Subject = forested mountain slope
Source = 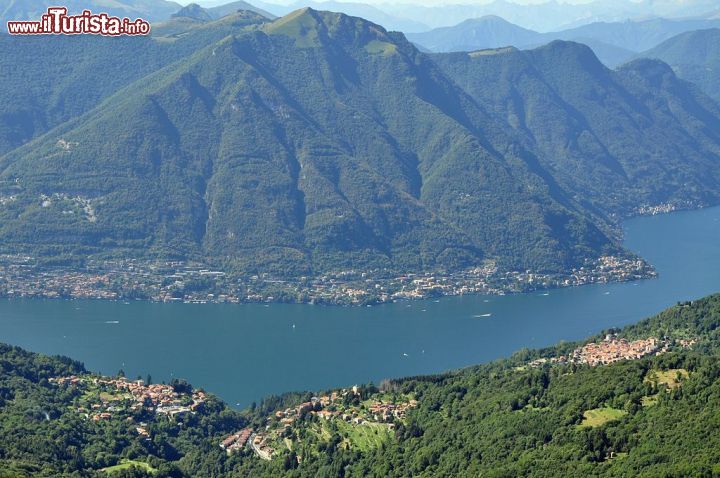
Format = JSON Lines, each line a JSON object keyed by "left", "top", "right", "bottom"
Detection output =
{"left": 3, "top": 292, "right": 720, "bottom": 476}
{"left": 642, "top": 28, "right": 720, "bottom": 102}
{"left": 432, "top": 42, "right": 720, "bottom": 215}
{"left": 0, "top": 11, "right": 269, "bottom": 156}
{"left": 0, "top": 9, "right": 619, "bottom": 275}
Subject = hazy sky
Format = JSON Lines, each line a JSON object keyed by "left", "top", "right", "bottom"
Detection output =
{"left": 191, "top": 0, "right": 604, "bottom": 5}
{"left": 190, "top": 0, "right": 707, "bottom": 7}
{"left": 184, "top": 0, "right": 716, "bottom": 32}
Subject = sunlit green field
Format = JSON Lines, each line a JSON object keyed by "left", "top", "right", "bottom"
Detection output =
{"left": 580, "top": 407, "right": 628, "bottom": 428}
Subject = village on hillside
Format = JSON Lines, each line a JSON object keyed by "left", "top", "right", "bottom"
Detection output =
{"left": 48, "top": 371, "right": 418, "bottom": 463}
{"left": 220, "top": 385, "right": 418, "bottom": 461}
{"left": 50, "top": 375, "right": 207, "bottom": 437}
{"left": 528, "top": 335, "right": 697, "bottom": 368}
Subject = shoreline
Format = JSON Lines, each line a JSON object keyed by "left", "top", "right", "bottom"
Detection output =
{"left": 4, "top": 203, "right": 712, "bottom": 308}
{"left": 0, "top": 254, "right": 656, "bottom": 307}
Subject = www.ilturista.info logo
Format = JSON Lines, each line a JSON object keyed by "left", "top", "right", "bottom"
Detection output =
{"left": 7, "top": 7, "right": 151, "bottom": 36}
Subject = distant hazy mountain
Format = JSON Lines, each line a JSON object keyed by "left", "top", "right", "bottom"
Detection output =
{"left": 407, "top": 15, "right": 539, "bottom": 52}
{"left": 557, "top": 17, "right": 720, "bottom": 52}
{"left": 408, "top": 16, "right": 720, "bottom": 67}
{"left": 237, "top": 0, "right": 720, "bottom": 33}
{"left": 641, "top": 28, "right": 720, "bottom": 102}
{"left": 378, "top": 0, "right": 720, "bottom": 31}
{"left": 0, "top": 0, "right": 181, "bottom": 24}
{"left": 1, "top": 9, "right": 720, "bottom": 277}
{"left": 407, "top": 16, "right": 637, "bottom": 66}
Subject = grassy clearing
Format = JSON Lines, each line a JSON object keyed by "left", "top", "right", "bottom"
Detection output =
{"left": 100, "top": 459, "right": 156, "bottom": 474}
{"left": 335, "top": 420, "right": 392, "bottom": 451}
{"left": 644, "top": 369, "right": 689, "bottom": 389}
{"left": 641, "top": 395, "right": 659, "bottom": 407}
{"left": 364, "top": 40, "right": 397, "bottom": 55}
{"left": 579, "top": 407, "right": 628, "bottom": 428}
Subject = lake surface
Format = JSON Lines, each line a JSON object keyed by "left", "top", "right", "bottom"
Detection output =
{"left": 2, "top": 206, "right": 720, "bottom": 408}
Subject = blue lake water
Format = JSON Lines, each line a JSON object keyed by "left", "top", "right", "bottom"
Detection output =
{"left": 2, "top": 206, "right": 720, "bottom": 408}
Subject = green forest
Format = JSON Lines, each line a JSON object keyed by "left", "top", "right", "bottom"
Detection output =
{"left": 3, "top": 293, "right": 720, "bottom": 477}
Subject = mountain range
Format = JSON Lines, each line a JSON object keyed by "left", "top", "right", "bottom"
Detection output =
{"left": 0, "top": 8, "right": 719, "bottom": 278}
{"left": 407, "top": 15, "right": 720, "bottom": 67}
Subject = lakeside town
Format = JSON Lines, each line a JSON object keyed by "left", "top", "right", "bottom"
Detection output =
{"left": 0, "top": 253, "right": 655, "bottom": 306}
{"left": 633, "top": 200, "right": 702, "bottom": 216}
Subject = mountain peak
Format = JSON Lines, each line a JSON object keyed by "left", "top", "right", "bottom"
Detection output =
{"left": 617, "top": 58, "right": 677, "bottom": 88}
{"left": 469, "top": 15, "right": 514, "bottom": 25}
{"left": 531, "top": 40, "right": 606, "bottom": 74}
{"left": 407, "top": 14, "right": 538, "bottom": 53}
{"left": 207, "top": 1, "right": 276, "bottom": 20}
{"left": 263, "top": 8, "right": 397, "bottom": 50}
{"left": 171, "top": 3, "right": 213, "bottom": 22}
{"left": 540, "top": 39, "right": 598, "bottom": 56}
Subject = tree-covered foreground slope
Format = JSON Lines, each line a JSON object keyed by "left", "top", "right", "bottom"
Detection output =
{"left": 3, "top": 293, "right": 720, "bottom": 477}
{"left": 1, "top": 9, "right": 719, "bottom": 279}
